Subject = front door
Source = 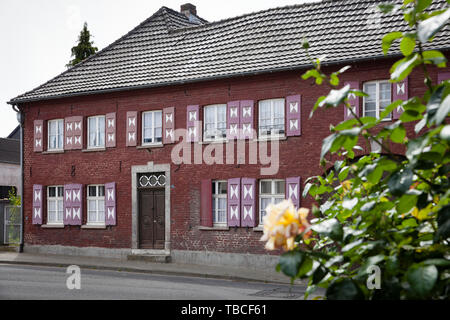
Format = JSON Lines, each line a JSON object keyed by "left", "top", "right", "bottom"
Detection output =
{"left": 139, "top": 188, "right": 165, "bottom": 249}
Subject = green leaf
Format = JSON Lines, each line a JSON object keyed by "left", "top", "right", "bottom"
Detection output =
{"left": 326, "top": 278, "right": 365, "bottom": 300}
{"left": 357, "top": 255, "right": 385, "bottom": 277}
{"left": 311, "top": 218, "right": 343, "bottom": 241}
{"left": 312, "top": 265, "right": 328, "bottom": 285}
{"left": 321, "top": 133, "right": 337, "bottom": 160}
{"left": 406, "top": 264, "right": 438, "bottom": 299}
{"left": 417, "top": 8, "right": 450, "bottom": 43}
{"left": 279, "top": 251, "right": 304, "bottom": 278}
{"left": 339, "top": 166, "right": 350, "bottom": 181}
{"left": 297, "top": 257, "right": 313, "bottom": 278}
{"left": 401, "top": 218, "right": 418, "bottom": 228}
{"left": 417, "top": 0, "right": 433, "bottom": 12}
{"left": 436, "top": 205, "right": 450, "bottom": 240}
{"left": 382, "top": 31, "right": 403, "bottom": 55}
{"left": 435, "top": 93, "right": 450, "bottom": 126}
{"left": 400, "top": 36, "right": 416, "bottom": 56}
{"left": 390, "top": 54, "right": 421, "bottom": 81}
{"left": 390, "top": 124, "right": 406, "bottom": 143}
{"left": 440, "top": 125, "right": 450, "bottom": 141}
{"left": 422, "top": 50, "right": 447, "bottom": 67}
{"left": 319, "top": 85, "right": 350, "bottom": 108}
{"left": 396, "top": 193, "right": 418, "bottom": 214}
{"left": 388, "top": 168, "right": 414, "bottom": 196}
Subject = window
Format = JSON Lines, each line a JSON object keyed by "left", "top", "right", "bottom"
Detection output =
{"left": 142, "top": 111, "right": 162, "bottom": 145}
{"left": 88, "top": 116, "right": 105, "bottom": 148}
{"left": 87, "top": 185, "right": 105, "bottom": 225}
{"left": 363, "top": 81, "right": 392, "bottom": 120}
{"left": 259, "top": 180, "right": 285, "bottom": 225}
{"left": 212, "top": 180, "right": 227, "bottom": 226}
{"left": 259, "top": 99, "right": 285, "bottom": 137}
{"left": 4, "top": 206, "right": 21, "bottom": 244}
{"left": 48, "top": 119, "right": 64, "bottom": 150}
{"left": 47, "top": 186, "right": 63, "bottom": 224}
{"left": 204, "top": 104, "right": 227, "bottom": 141}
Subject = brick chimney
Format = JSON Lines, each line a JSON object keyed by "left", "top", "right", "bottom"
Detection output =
{"left": 180, "top": 3, "right": 197, "bottom": 17}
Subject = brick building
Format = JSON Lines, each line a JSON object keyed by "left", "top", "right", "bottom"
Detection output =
{"left": 7, "top": 0, "right": 450, "bottom": 268}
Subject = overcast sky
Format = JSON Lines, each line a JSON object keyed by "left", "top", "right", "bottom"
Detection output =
{"left": 0, "top": 0, "right": 317, "bottom": 138}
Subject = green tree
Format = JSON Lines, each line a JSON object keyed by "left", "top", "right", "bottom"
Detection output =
{"left": 66, "top": 22, "right": 98, "bottom": 68}
{"left": 262, "top": 0, "right": 450, "bottom": 300}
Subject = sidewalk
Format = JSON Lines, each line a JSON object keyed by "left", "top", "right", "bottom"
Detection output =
{"left": 0, "top": 251, "right": 303, "bottom": 285}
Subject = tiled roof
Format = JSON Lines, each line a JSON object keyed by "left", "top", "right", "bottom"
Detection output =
{"left": 9, "top": 0, "right": 450, "bottom": 104}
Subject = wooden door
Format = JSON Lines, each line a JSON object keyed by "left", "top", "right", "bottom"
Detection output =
{"left": 139, "top": 188, "right": 165, "bottom": 249}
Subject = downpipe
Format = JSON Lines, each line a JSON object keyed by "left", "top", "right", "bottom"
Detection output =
{"left": 12, "top": 104, "right": 24, "bottom": 253}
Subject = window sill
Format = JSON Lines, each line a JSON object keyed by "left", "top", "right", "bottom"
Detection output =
{"left": 253, "top": 226, "right": 264, "bottom": 232}
{"left": 137, "top": 143, "right": 164, "bottom": 149}
{"left": 82, "top": 147, "right": 106, "bottom": 153}
{"left": 81, "top": 224, "right": 106, "bottom": 229}
{"left": 198, "top": 226, "right": 230, "bottom": 231}
{"left": 199, "top": 139, "right": 227, "bottom": 145}
{"left": 42, "top": 150, "right": 64, "bottom": 154}
{"left": 256, "top": 135, "right": 287, "bottom": 142}
{"left": 41, "top": 224, "right": 64, "bottom": 229}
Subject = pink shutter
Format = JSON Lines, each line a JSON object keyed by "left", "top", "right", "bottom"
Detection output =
{"left": 438, "top": 72, "right": 450, "bottom": 83}
{"left": 241, "top": 178, "right": 256, "bottom": 227}
{"left": 64, "top": 117, "right": 74, "bottom": 150}
{"left": 286, "top": 177, "right": 301, "bottom": 208}
{"left": 126, "top": 111, "right": 137, "bottom": 147}
{"left": 392, "top": 77, "right": 409, "bottom": 120}
{"left": 32, "top": 184, "right": 43, "bottom": 225}
{"left": 72, "top": 116, "right": 83, "bottom": 150}
{"left": 106, "top": 112, "right": 116, "bottom": 148}
{"left": 63, "top": 184, "right": 72, "bottom": 225}
{"left": 71, "top": 184, "right": 82, "bottom": 225}
{"left": 227, "top": 101, "right": 240, "bottom": 140}
{"left": 33, "top": 120, "right": 43, "bottom": 152}
{"left": 163, "top": 107, "right": 175, "bottom": 144}
{"left": 240, "top": 100, "right": 254, "bottom": 140}
{"left": 186, "top": 105, "right": 200, "bottom": 142}
{"left": 105, "top": 182, "right": 116, "bottom": 226}
{"left": 286, "top": 95, "right": 301, "bottom": 136}
{"left": 344, "top": 81, "right": 360, "bottom": 120}
{"left": 200, "top": 179, "right": 212, "bottom": 227}
{"left": 227, "top": 178, "right": 241, "bottom": 227}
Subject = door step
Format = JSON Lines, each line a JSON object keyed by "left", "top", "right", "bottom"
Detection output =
{"left": 127, "top": 254, "right": 171, "bottom": 263}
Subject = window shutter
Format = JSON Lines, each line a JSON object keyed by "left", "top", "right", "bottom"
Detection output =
{"left": 64, "top": 117, "right": 74, "bottom": 150}
{"left": 105, "top": 182, "right": 116, "bottom": 226}
{"left": 186, "top": 105, "right": 200, "bottom": 142}
{"left": 105, "top": 112, "right": 116, "bottom": 148}
{"left": 71, "top": 116, "right": 83, "bottom": 150}
{"left": 200, "top": 179, "right": 212, "bottom": 227}
{"left": 32, "top": 184, "right": 43, "bottom": 225}
{"left": 33, "top": 120, "right": 43, "bottom": 152}
{"left": 163, "top": 107, "right": 175, "bottom": 144}
{"left": 344, "top": 81, "right": 360, "bottom": 120}
{"left": 240, "top": 100, "right": 254, "bottom": 140}
{"left": 126, "top": 111, "right": 137, "bottom": 147}
{"left": 392, "top": 77, "right": 409, "bottom": 120}
{"left": 437, "top": 72, "right": 450, "bottom": 83}
{"left": 227, "top": 101, "right": 240, "bottom": 140}
{"left": 63, "top": 184, "right": 72, "bottom": 225}
{"left": 241, "top": 178, "right": 256, "bottom": 227}
{"left": 286, "top": 95, "right": 301, "bottom": 136}
{"left": 227, "top": 178, "right": 241, "bottom": 227}
{"left": 71, "top": 184, "right": 82, "bottom": 225}
{"left": 286, "top": 177, "right": 301, "bottom": 208}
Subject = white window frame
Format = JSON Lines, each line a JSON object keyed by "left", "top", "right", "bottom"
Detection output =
{"left": 363, "top": 80, "right": 392, "bottom": 121}
{"left": 88, "top": 115, "right": 106, "bottom": 148}
{"left": 203, "top": 104, "right": 227, "bottom": 142}
{"left": 259, "top": 179, "right": 285, "bottom": 226}
{"left": 47, "top": 186, "right": 63, "bottom": 225}
{"left": 87, "top": 184, "right": 105, "bottom": 226}
{"left": 258, "top": 98, "right": 285, "bottom": 138}
{"left": 142, "top": 110, "right": 163, "bottom": 145}
{"left": 212, "top": 180, "right": 227, "bottom": 227}
{"left": 47, "top": 119, "right": 64, "bottom": 151}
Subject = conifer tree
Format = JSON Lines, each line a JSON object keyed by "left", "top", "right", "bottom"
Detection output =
{"left": 67, "top": 22, "right": 98, "bottom": 68}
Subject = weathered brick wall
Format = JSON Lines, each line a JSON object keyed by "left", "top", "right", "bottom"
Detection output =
{"left": 20, "top": 57, "right": 449, "bottom": 254}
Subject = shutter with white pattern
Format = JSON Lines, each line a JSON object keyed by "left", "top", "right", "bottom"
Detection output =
{"left": 33, "top": 120, "right": 44, "bottom": 152}
{"left": 227, "top": 178, "right": 240, "bottom": 227}
{"left": 286, "top": 177, "right": 301, "bottom": 208}
{"left": 286, "top": 95, "right": 301, "bottom": 136}
{"left": 392, "top": 77, "right": 408, "bottom": 120}
{"left": 72, "top": 116, "right": 83, "bottom": 150}
{"left": 105, "top": 112, "right": 116, "bottom": 148}
{"left": 163, "top": 107, "right": 175, "bottom": 144}
{"left": 105, "top": 182, "right": 116, "bottom": 226}
{"left": 63, "top": 184, "right": 73, "bottom": 225}
{"left": 32, "top": 184, "right": 43, "bottom": 225}
{"left": 344, "top": 81, "right": 360, "bottom": 120}
{"left": 241, "top": 178, "right": 256, "bottom": 227}
{"left": 227, "top": 101, "right": 240, "bottom": 140}
{"left": 186, "top": 105, "right": 200, "bottom": 142}
{"left": 71, "top": 184, "right": 82, "bottom": 225}
{"left": 126, "top": 111, "right": 137, "bottom": 147}
{"left": 240, "top": 100, "right": 254, "bottom": 140}
{"left": 64, "top": 117, "right": 74, "bottom": 150}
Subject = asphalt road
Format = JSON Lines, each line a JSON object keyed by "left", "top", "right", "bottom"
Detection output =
{"left": 0, "top": 263, "right": 317, "bottom": 300}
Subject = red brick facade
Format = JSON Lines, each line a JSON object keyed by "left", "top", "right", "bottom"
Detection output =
{"left": 21, "top": 57, "right": 450, "bottom": 255}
